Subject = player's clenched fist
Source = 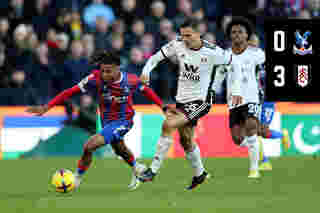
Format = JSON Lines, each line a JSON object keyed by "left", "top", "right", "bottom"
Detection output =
{"left": 140, "top": 74, "right": 150, "bottom": 85}
{"left": 25, "top": 105, "right": 49, "bottom": 116}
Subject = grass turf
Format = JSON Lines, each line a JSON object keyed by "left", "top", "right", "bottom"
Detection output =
{"left": 0, "top": 157, "right": 319, "bottom": 213}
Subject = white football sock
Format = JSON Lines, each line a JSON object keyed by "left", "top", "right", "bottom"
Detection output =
{"left": 150, "top": 136, "right": 173, "bottom": 173}
{"left": 240, "top": 137, "right": 248, "bottom": 147}
{"left": 246, "top": 134, "right": 260, "bottom": 171}
{"left": 185, "top": 143, "right": 205, "bottom": 177}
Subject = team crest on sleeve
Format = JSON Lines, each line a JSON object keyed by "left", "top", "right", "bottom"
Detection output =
{"left": 293, "top": 30, "right": 312, "bottom": 55}
{"left": 295, "top": 65, "right": 311, "bottom": 87}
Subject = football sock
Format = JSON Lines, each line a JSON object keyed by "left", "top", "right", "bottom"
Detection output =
{"left": 185, "top": 143, "right": 205, "bottom": 177}
{"left": 77, "top": 159, "right": 91, "bottom": 176}
{"left": 240, "top": 137, "right": 248, "bottom": 147}
{"left": 262, "top": 154, "right": 269, "bottom": 163}
{"left": 150, "top": 136, "right": 173, "bottom": 174}
{"left": 246, "top": 134, "right": 260, "bottom": 171}
{"left": 266, "top": 129, "right": 283, "bottom": 139}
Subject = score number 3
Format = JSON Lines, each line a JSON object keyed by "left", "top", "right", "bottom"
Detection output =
{"left": 274, "top": 65, "right": 285, "bottom": 87}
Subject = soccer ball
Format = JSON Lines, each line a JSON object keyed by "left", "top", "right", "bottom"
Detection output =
{"left": 51, "top": 169, "right": 76, "bottom": 193}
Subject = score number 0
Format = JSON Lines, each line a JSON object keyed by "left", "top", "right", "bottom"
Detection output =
{"left": 273, "top": 30, "right": 285, "bottom": 87}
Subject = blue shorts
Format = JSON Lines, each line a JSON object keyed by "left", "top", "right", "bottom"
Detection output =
{"left": 99, "top": 120, "right": 133, "bottom": 144}
{"left": 260, "top": 102, "right": 275, "bottom": 126}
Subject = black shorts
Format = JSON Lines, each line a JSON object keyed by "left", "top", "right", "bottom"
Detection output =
{"left": 229, "top": 103, "right": 261, "bottom": 128}
{"left": 176, "top": 100, "right": 211, "bottom": 126}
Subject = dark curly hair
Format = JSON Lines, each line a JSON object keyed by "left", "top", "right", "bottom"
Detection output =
{"left": 225, "top": 16, "right": 254, "bottom": 41}
{"left": 89, "top": 50, "right": 121, "bottom": 66}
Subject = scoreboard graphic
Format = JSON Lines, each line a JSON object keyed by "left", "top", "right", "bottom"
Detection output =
{"left": 265, "top": 19, "right": 320, "bottom": 102}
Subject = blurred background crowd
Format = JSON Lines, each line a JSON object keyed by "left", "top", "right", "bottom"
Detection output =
{"left": 0, "top": 0, "right": 318, "bottom": 123}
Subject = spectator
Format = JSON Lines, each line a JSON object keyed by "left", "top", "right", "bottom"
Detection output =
{"left": 109, "top": 33, "right": 128, "bottom": 66}
{"left": 173, "top": 0, "right": 193, "bottom": 30}
{"left": 144, "top": 0, "right": 167, "bottom": 34}
{"left": 196, "top": 20, "right": 208, "bottom": 35}
{"left": 118, "top": 0, "right": 143, "bottom": 27}
{"left": 46, "top": 28, "right": 59, "bottom": 49}
{"left": 63, "top": 40, "right": 90, "bottom": 89}
{"left": 1, "top": 0, "right": 31, "bottom": 35}
{"left": 82, "top": 33, "right": 95, "bottom": 60}
{"left": 83, "top": 0, "right": 115, "bottom": 32}
{"left": 156, "top": 18, "right": 175, "bottom": 48}
{"left": 54, "top": 32, "right": 70, "bottom": 64}
{"left": 54, "top": 8, "right": 73, "bottom": 35}
{"left": 31, "top": 0, "right": 51, "bottom": 41}
{"left": 202, "top": 32, "right": 216, "bottom": 43}
{"left": 70, "top": 11, "right": 83, "bottom": 40}
{"left": 0, "top": 43, "right": 12, "bottom": 88}
{"left": 308, "top": 0, "right": 320, "bottom": 17}
{"left": 285, "top": 0, "right": 308, "bottom": 17}
{"left": 264, "top": 0, "right": 290, "bottom": 17}
{"left": 27, "top": 42, "right": 57, "bottom": 104}
{"left": 27, "top": 32, "right": 40, "bottom": 52}
{"left": 192, "top": 7, "right": 205, "bottom": 21}
{"left": 7, "top": 24, "right": 33, "bottom": 69}
{"left": 0, "top": 17, "right": 12, "bottom": 48}
{"left": 94, "top": 16, "right": 111, "bottom": 51}
{"left": 7, "top": 69, "right": 39, "bottom": 105}
{"left": 140, "top": 33, "right": 155, "bottom": 59}
{"left": 111, "top": 18, "right": 126, "bottom": 35}
{"left": 297, "top": 8, "right": 312, "bottom": 18}
{"left": 126, "top": 46, "right": 145, "bottom": 76}
{"left": 126, "top": 18, "right": 145, "bottom": 49}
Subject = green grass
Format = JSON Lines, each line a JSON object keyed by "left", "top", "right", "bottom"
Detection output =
{"left": 0, "top": 157, "right": 319, "bottom": 213}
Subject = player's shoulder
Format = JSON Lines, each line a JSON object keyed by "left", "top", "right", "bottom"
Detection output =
{"left": 168, "top": 37, "right": 184, "bottom": 47}
{"left": 202, "top": 40, "right": 219, "bottom": 51}
{"left": 247, "top": 46, "right": 265, "bottom": 55}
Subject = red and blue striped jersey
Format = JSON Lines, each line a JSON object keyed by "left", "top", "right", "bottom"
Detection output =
{"left": 77, "top": 70, "right": 144, "bottom": 122}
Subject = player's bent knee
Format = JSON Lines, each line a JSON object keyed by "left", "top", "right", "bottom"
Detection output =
{"left": 85, "top": 134, "right": 105, "bottom": 152}
{"left": 245, "top": 118, "right": 258, "bottom": 134}
{"left": 162, "top": 120, "right": 175, "bottom": 135}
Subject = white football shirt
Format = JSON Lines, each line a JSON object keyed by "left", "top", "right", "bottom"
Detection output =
{"left": 225, "top": 46, "right": 265, "bottom": 109}
{"left": 142, "top": 39, "right": 232, "bottom": 103}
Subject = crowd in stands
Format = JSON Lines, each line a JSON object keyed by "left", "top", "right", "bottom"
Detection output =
{"left": 0, "top": 0, "right": 318, "bottom": 108}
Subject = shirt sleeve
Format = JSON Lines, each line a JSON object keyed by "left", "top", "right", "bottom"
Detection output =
{"left": 255, "top": 48, "right": 266, "bottom": 65}
{"left": 141, "top": 40, "right": 177, "bottom": 77}
{"left": 77, "top": 73, "right": 97, "bottom": 93}
{"left": 160, "top": 40, "right": 177, "bottom": 59}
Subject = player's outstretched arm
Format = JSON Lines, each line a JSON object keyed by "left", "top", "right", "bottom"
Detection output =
{"left": 141, "top": 51, "right": 166, "bottom": 85}
{"left": 141, "top": 40, "right": 177, "bottom": 84}
{"left": 25, "top": 85, "right": 81, "bottom": 116}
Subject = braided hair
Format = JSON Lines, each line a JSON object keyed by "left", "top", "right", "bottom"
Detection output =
{"left": 89, "top": 50, "right": 121, "bottom": 66}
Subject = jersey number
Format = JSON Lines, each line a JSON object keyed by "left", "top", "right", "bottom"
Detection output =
{"left": 248, "top": 103, "right": 260, "bottom": 118}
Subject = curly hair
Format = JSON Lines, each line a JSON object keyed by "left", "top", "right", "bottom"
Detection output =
{"left": 225, "top": 16, "right": 254, "bottom": 41}
{"left": 89, "top": 50, "right": 121, "bottom": 66}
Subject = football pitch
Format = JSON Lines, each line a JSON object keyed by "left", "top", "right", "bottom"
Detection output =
{"left": 0, "top": 157, "right": 319, "bottom": 213}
